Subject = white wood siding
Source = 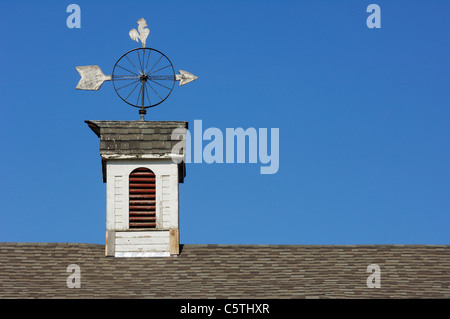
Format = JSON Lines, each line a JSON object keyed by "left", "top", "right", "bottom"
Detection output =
{"left": 105, "top": 159, "right": 180, "bottom": 256}
{"left": 114, "top": 175, "right": 126, "bottom": 230}
{"left": 161, "top": 175, "right": 171, "bottom": 229}
{"left": 114, "top": 231, "right": 170, "bottom": 254}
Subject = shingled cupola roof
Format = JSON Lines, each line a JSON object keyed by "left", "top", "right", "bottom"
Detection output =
{"left": 85, "top": 120, "right": 188, "bottom": 183}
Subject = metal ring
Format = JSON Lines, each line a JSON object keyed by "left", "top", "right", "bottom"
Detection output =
{"left": 112, "top": 48, "right": 176, "bottom": 109}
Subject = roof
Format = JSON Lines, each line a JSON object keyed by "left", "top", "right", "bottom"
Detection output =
{"left": 1, "top": 243, "right": 449, "bottom": 298}
{"left": 85, "top": 120, "right": 188, "bottom": 156}
{"left": 85, "top": 120, "right": 188, "bottom": 183}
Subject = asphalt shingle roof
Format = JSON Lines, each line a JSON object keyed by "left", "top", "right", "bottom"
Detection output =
{"left": 0, "top": 243, "right": 449, "bottom": 298}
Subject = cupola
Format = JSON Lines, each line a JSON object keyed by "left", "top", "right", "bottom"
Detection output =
{"left": 86, "top": 120, "right": 188, "bottom": 257}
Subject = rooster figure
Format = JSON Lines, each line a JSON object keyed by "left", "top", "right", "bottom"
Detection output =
{"left": 129, "top": 18, "right": 150, "bottom": 48}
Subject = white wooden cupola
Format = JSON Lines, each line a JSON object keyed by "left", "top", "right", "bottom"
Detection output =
{"left": 86, "top": 120, "right": 188, "bottom": 257}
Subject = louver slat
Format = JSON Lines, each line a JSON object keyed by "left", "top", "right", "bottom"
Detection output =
{"left": 129, "top": 168, "right": 156, "bottom": 229}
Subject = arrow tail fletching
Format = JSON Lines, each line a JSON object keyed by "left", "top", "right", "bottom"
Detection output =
{"left": 76, "top": 65, "right": 111, "bottom": 90}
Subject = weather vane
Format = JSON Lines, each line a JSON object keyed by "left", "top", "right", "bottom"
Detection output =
{"left": 75, "top": 18, "right": 198, "bottom": 120}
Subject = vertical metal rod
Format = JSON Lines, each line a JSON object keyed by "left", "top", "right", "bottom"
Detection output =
{"left": 142, "top": 81, "right": 145, "bottom": 108}
{"left": 140, "top": 80, "right": 146, "bottom": 121}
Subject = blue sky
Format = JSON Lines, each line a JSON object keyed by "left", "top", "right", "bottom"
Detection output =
{"left": 0, "top": 1, "right": 449, "bottom": 245}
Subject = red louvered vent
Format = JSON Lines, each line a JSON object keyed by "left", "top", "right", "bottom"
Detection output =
{"left": 129, "top": 167, "right": 156, "bottom": 229}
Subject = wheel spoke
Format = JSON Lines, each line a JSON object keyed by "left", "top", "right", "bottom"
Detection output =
{"left": 145, "top": 80, "right": 151, "bottom": 106}
{"left": 149, "top": 79, "right": 172, "bottom": 90}
{"left": 115, "top": 64, "right": 139, "bottom": 76}
{"left": 126, "top": 54, "right": 142, "bottom": 75}
{"left": 148, "top": 55, "right": 163, "bottom": 74}
{"left": 116, "top": 79, "right": 140, "bottom": 91}
{"left": 149, "top": 64, "right": 171, "bottom": 75}
{"left": 146, "top": 81, "right": 164, "bottom": 100}
{"left": 124, "top": 80, "right": 141, "bottom": 101}
{"left": 137, "top": 49, "right": 144, "bottom": 74}
{"left": 136, "top": 82, "right": 143, "bottom": 106}
{"left": 144, "top": 49, "right": 151, "bottom": 73}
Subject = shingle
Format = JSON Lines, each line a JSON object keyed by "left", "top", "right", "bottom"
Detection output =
{"left": 85, "top": 120, "right": 188, "bottom": 156}
{"left": 85, "top": 120, "right": 188, "bottom": 183}
{"left": 0, "top": 243, "right": 449, "bottom": 298}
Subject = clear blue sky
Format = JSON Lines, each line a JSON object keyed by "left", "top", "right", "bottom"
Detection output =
{"left": 0, "top": 1, "right": 449, "bottom": 245}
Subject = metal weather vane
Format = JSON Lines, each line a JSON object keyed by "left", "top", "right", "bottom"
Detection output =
{"left": 76, "top": 18, "right": 198, "bottom": 120}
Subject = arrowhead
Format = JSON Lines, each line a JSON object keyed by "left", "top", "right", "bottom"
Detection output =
{"left": 76, "top": 65, "right": 111, "bottom": 90}
{"left": 175, "top": 70, "right": 198, "bottom": 86}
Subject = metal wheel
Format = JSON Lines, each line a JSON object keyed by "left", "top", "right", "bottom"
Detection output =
{"left": 111, "top": 48, "right": 176, "bottom": 109}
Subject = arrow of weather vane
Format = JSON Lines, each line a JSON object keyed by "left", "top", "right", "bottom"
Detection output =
{"left": 76, "top": 18, "right": 198, "bottom": 120}
{"left": 76, "top": 66, "right": 198, "bottom": 91}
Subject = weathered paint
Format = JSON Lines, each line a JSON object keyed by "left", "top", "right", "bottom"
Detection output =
{"left": 105, "top": 159, "right": 180, "bottom": 257}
